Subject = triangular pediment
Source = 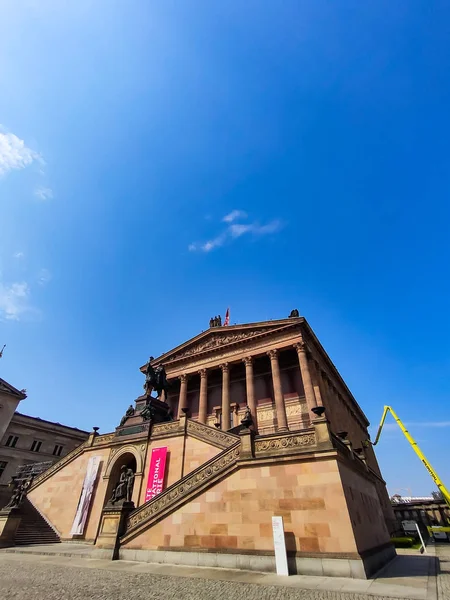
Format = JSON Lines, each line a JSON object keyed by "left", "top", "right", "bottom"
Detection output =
{"left": 0, "top": 377, "right": 27, "bottom": 399}
{"left": 144, "top": 318, "right": 303, "bottom": 369}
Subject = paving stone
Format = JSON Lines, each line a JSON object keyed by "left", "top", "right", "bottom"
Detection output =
{"left": 0, "top": 553, "right": 421, "bottom": 600}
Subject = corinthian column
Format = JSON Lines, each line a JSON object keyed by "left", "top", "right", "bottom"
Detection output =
{"left": 198, "top": 369, "right": 208, "bottom": 424}
{"left": 220, "top": 363, "right": 230, "bottom": 431}
{"left": 243, "top": 356, "right": 257, "bottom": 431}
{"left": 267, "top": 349, "right": 288, "bottom": 431}
{"left": 294, "top": 340, "right": 318, "bottom": 414}
{"left": 177, "top": 374, "right": 188, "bottom": 419}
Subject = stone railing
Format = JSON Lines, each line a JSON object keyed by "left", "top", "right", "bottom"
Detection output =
{"left": 254, "top": 428, "right": 316, "bottom": 457}
{"left": 186, "top": 419, "right": 239, "bottom": 449}
{"left": 122, "top": 441, "right": 240, "bottom": 543}
{"left": 28, "top": 441, "right": 89, "bottom": 491}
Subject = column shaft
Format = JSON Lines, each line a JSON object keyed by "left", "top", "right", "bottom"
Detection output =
{"left": 295, "top": 341, "right": 318, "bottom": 414}
{"left": 198, "top": 369, "right": 208, "bottom": 424}
{"left": 243, "top": 357, "right": 257, "bottom": 431}
{"left": 177, "top": 374, "right": 188, "bottom": 419}
{"left": 268, "top": 350, "right": 288, "bottom": 431}
{"left": 221, "top": 364, "right": 230, "bottom": 431}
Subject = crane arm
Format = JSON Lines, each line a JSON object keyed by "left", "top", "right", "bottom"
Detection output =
{"left": 368, "top": 405, "right": 450, "bottom": 509}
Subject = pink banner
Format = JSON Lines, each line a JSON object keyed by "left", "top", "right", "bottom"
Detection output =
{"left": 145, "top": 447, "right": 168, "bottom": 502}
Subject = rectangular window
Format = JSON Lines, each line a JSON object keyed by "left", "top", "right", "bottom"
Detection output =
{"left": 30, "top": 440, "right": 42, "bottom": 452}
{"left": 0, "top": 461, "right": 7, "bottom": 480}
{"left": 5, "top": 435, "right": 19, "bottom": 448}
{"left": 53, "top": 444, "right": 63, "bottom": 457}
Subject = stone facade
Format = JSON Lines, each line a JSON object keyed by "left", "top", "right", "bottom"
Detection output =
{"left": 0, "top": 378, "right": 89, "bottom": 508}
{"left": 23, "top": 315, "right": 396, "bottom": 578}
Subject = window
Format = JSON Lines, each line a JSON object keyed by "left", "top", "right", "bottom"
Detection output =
{"left": 53, "top": 444, "right": 63, "bottom": 457}
{"left": 5, "top": 435, "right": 19, "bottom": 448}
{"left": 30, "top": 440, "right": 42, "bottom": 452}
{"left": 0, "top": 461, "right": 7, "bottom": 480}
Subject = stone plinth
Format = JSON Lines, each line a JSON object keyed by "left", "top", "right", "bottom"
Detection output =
{"left": 0, "top": 507, "right": 22, "bottom": 547}
{"left": 96, "top": 502, "right": 134, "bottom": 560}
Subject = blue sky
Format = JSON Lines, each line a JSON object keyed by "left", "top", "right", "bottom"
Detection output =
{"left": 1, "top": 1, "right": 449, "bottom": 496}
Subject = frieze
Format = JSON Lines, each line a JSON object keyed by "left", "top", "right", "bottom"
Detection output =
{"left": 255, "top": 432, "right": 316, "bottom": 454}
{"left": 125, "top": 444, "right": 240, "bottom": 536}
{"left": 29, "top": 441, "right": 89, "bottom": 490}
{"left": 187, "top": 419, "right": 238, "bottom": 449}
{"left": 169, "top": 330, "right": 272, "bottom": 361}
{"left": 152, "top": 421, "right": 181, "bottom": 437}
{"left": 93, "top": 433, "right": 116, "bottom": 446}
{"left": 165, "top": 329, "right": 301, "bottom": 374}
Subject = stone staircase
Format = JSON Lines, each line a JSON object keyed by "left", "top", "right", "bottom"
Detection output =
{"left": 14, "top": 499, "right": 61, "bottom": 546}
{"left": 122, "top": 437, "right": 241, "bottom": 544}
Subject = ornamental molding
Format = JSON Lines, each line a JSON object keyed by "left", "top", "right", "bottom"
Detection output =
{"left": 255, "top": 431, "right": 316, "bottom": 454}
{"left": 152, "top": 421, "right": 181, "bottom": 438}
{"left": 124, "top": 444, "right": 240, "bottom": 539}
{"left": 93, "top": 433, "right": 116, "bottom": 446}
{"left": 187, "top": 419, "right": 239, "bottom": 449}
{"left": 165, "top": 330, "right": 302, "bottom": 376}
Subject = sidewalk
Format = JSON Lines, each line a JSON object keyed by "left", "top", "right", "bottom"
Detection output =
{"left": 1, "top": 543, "right": 439, "bottom": 600}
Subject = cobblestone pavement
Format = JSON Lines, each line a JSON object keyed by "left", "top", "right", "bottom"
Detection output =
{"left": 436, "top": 544, "right": 450, "bottom": 600}
{"left": 0, "top": 555, "right": 419, "bottom": 600}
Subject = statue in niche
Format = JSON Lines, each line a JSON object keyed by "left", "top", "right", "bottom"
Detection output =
{"left": 108, "top": 465, "right": 135, "bottom": 505}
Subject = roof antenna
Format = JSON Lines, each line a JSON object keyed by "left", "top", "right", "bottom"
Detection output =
{"left": 0, "top": 345, "right": 5, "bottom": 358}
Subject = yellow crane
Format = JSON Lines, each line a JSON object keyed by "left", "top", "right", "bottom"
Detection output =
{"left": 367, "top": 405, "right": 450, "bottom": 509}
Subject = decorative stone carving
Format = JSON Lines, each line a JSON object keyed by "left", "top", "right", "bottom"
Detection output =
{"left": 152, "top": 421, "right": 181, "bottom": 437}
{"left": 220, "top": 363, "right": 229, "bottom": 373}
{"left": 294, "top": 341, "right": 307, "bottom": 353}
{"left": 168, "top": 329, "right": 274, "bottom": 361}
{"left": 126, "top": 444, "right": 240, "bottom": 534}
{"left": 198, "top": 368, "right": 207, "bottom": 378}
{"left": 179, "top": 374, "right": 188, "bottom": 383}
{"left": 255, "top": 432, "right": 315, "bottom": 453}
{"left": 243, "top": 356, "right": 253, "bottom": 367}
{"left": 267, "top": 349, "right": 278, "bottom": 359}
{"left": 187, "top": 419, "right": 238, "bottom": 449}
{"left": 93, "top": 433, "right": 116, "bottom": 446}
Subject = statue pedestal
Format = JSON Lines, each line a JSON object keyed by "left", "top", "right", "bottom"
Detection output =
{"left": 95, "top": 501, "right": 134, "bottom": 560}
{"left": 0, "top": 507, "right": 22, "bottom": 548}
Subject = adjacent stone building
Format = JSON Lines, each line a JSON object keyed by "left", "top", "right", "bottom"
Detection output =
{"left": 6, "top": 314, "right": 396, "bottom": 578}
{"left": 0, "top": 377, "right": 89, "bottom": 506}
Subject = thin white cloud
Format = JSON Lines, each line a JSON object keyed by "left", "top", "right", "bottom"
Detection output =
{"left": 34, "top": 186, "right": 53, "bottom": 201}
{"left": 229, "top": 223, "right": 253, "bottom": 238}
{"left": 0, "top": 129, "right": 41, "bottom": 177}
{"left": 13, "top": 252, "right": 25, "bottom": 259}
{"left": 189, "top": 217, "right": 283, "bottom": 253}
{"left": 0, "top": 281, "right": 31, "bottom": 321}
{"left": 223, "top": 210, "right": 247, "bottom": 223}
{"left": 37, "top": 268, "right": 52, "bottom": 286}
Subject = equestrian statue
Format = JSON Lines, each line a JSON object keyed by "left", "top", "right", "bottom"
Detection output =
{"left": 144, "top": 357, "right": 169, "bottom": 403}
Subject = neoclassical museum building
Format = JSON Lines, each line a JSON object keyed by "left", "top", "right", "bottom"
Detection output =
{"left": 0, "top": 313, "right": 396, "bottom": 578}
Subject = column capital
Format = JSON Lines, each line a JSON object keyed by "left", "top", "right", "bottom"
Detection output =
{"left": 198, "top": 368, "right": 208, "bottom": 379}
{"left": 220, "top": 363, "right": 229, "bottom": 373}
{"left": 267, "top": 349, "right": 278, "bottom": 360}
{"left": 243, "top": 356, "right": 253, "bottom": 367}
{"left": 294, "top": 341, "right": 307, "bottom": 354}
{"left": 179, "top": 374, "right": 188, "bottom": 383}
